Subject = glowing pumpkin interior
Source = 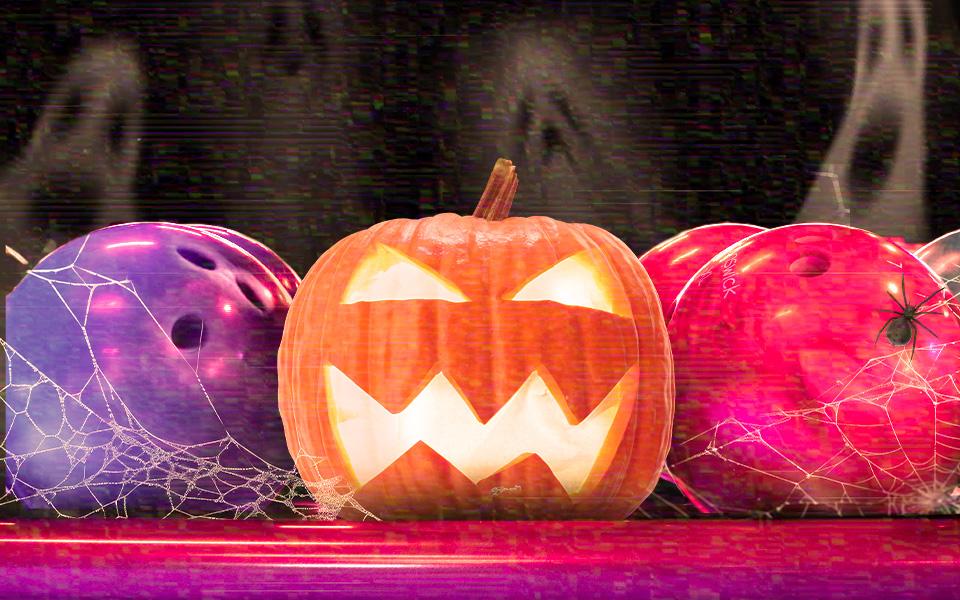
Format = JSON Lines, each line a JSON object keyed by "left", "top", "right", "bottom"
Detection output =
{"left": 331, "top": 243, "right": 636, "bottom": 495}
{"left": 278, "top": 158, "right": 674, "bottom": 519}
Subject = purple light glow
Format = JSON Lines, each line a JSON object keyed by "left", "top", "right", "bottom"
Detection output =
{"left": 0, "top": 519, "right": 957, "bottom": 599}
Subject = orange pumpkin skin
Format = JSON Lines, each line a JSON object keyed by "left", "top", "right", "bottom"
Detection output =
{"left": 278, "top": 212, "right": 674, "bottom": 520}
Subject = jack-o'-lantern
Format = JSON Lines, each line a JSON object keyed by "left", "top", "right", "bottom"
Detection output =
{"left": 278, "top": 159, "right": 674, "bottom": 519}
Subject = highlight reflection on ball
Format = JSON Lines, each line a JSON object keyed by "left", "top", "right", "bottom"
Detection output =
{"left": 5, "top": 222, "right": 297, "bottom": 515}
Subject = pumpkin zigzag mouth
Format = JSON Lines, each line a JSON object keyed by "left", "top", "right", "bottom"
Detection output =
{"left": 325, "top": 364, "right": 634, "bottom": 496}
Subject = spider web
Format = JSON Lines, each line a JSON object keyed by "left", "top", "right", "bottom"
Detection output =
{"left": 670, "top": 281, "right": 960, "bottom": 517}
{"left": 0, "top": 255, "right": 374, "bottom": 520}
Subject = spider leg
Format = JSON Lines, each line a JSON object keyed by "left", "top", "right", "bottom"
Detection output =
{"left": 909, "top": 321, "right": 918, "bottom": 360}
{"left": 875, "top": 317, "right": 896, "bottom": 345}
{"left": 914, "top": 317, "right": 940, "bottom": 339}
{"left": 913, "top": 310, "right": 941, "bottom": 317}
{"left": 887, "top": 291, "right": 907, "bottom": 312}
{"left": 878, "top": 309, "right": 901, "bottom": 314}
{"left": 915, "top": 284, "right": 949, "bottom": 309}
{"left": 943, "top": 286, "right": 960, "bottom": 304}
{"left": 900, "top": 273, "right": 909, "bottom": 310}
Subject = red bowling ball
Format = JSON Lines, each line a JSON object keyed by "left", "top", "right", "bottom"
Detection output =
{"left": 668, "top": 224, "right": 960, "bottom": 516}
{"left": 639, "top": 223, "right": 765, "bottom": 321}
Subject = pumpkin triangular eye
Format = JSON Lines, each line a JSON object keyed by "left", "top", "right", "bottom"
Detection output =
{"left": 505, "top": 251, "right": 630, "bottom": 317}
{"left": 342, "top": 243, "right": 469, "bottom": 304}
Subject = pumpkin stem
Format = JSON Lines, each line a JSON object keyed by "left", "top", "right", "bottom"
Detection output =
{"left": 473, "top": 158, "right": 518, "bottom": 221}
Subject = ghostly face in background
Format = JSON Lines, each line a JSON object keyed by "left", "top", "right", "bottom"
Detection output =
{"left": 0, "top": 0, "right": 956, "bottom": 522}
{"left": 0, "top": 0, "right": 957, "bottom": 277}
{"left": 438, "top": 15, "right": 668, "bottom": 253}
{"left": 0, "top": 1, "right": 364, "bottom": 277}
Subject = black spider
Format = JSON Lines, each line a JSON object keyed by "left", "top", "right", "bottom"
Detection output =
{"left": 875, "top": 273, "right": 945, "bottom": 359}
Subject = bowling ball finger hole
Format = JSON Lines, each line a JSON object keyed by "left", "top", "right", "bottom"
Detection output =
{"left": 171, "top": 314, "right": 207, "bottom": 349}
{"left": 176, "top": 247, "right": 217, "bottom": 270}
{"left": 236, "top": 278, "right": 267, "bottom": 312}
{"left": 789, "top": 253, "right": 831, "bottom": 278}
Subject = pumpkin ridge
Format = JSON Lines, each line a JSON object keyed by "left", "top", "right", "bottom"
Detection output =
{"left": 277, "top": 158, "right": 673, "bottom": 519}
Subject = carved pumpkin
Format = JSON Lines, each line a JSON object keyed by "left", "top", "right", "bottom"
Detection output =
{"left": 278, "top": 159, "right": 674, "bottom": 519}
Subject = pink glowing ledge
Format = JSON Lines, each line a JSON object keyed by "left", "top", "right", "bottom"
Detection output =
{"left": 0, "top": 518, "right": 957, "bottom": 599}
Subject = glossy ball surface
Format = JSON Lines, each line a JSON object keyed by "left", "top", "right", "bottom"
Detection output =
{"left": 668, "top": 224, "right": 960, "bottom": 516}
{"left": 916, "top": 231, "right": 960, "bottom": 299}
{"left": 639, "top": 223, "right": 765, "bottom": 321}
{"left": 5, "top": 222, "right": 297, "bottom": 515}
{"left": 189, "top": 224, "right": 301, "bottom": 298}
{"left": 886, "top": 236, "right": 924, "bottom": 254}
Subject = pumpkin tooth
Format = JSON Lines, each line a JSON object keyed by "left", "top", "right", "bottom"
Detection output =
{"left": 325, "top": 364, "right": 632, "bottom": 496}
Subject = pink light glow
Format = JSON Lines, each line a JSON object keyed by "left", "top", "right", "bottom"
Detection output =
{"left": 92, "top": 296, "right": 124, "bottom": 310}
{"left": 204, "top": 362, "right": 223, "bottom": 378}
{"left": 241, "top": 562, "right": 434, "bottom": 569}
{"left": 275, "top": 525, "right": 354, "bottom": 530}
{"left": 0, "top": 519, "right": 958, "bottom": 598}
{"left": 104, "top": 241, "right": 156, "bottom": 250}
{"left": 204, "top": 553, "right": 544, "bottom": 565}
{"left": 669, "top": 247, "right": 700, "bottom": 266}
{"left": 157, "top": 225, "right": 204, "bottom": 237}
{"left": 0, "top": 538, "right": 380, "bottom": 547}
{"left": 222, "top": 303, "right": 233, "bottom": 314}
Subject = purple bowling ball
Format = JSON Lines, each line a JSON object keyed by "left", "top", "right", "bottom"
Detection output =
{"left": 188, "top": 224, "right": 301, "bottom": 298}
{"left": 4, "top": 222, "right": 299, "bottom": 516}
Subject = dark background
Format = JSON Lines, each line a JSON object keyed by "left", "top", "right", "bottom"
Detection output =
{"left": 0, "top": 0, "right": 957, "bottom": 520}
{"left": 0, "top": 0, "right": 957, "bottom": 277}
